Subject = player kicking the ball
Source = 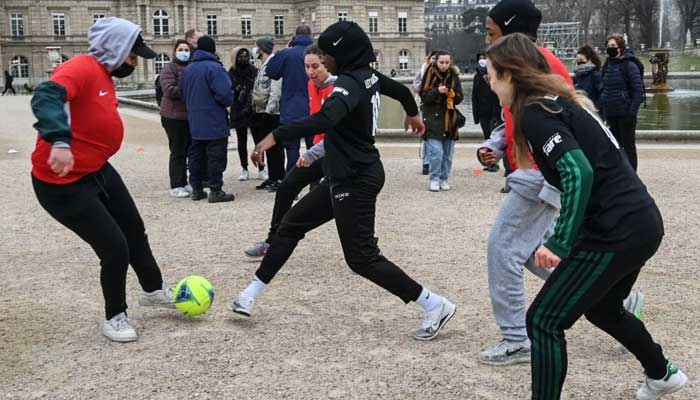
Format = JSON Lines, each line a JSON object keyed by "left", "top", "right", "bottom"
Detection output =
{"left": 229, "top": 21, "right": 456, "bottom": 341}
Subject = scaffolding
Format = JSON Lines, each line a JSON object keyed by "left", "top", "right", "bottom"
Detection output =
{"left": 537, "top": 22, "right": 581, "bottom": 60}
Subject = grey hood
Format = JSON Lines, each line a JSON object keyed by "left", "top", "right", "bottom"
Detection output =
{"left": 88, "top": 17, "right": 141, "bottom": 72}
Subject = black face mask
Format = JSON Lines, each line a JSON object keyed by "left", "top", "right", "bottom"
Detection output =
{"left": 606, "top": 47, "right": 620, "bottom": 58}
{"left": 111, "top": 62, "right": 135, "bottom": 78}
{"left": 577, "top": 61, "right": 587, "bottom": 65}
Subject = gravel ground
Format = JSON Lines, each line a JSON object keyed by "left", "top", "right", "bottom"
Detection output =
{"left": 1, "top": 96, "right": 698, "bottom": 399}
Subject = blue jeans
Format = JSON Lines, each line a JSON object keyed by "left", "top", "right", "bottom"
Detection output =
{"left": 422, "top": 140, "right": 430, "bottom": 166}
{"left": 427, "top": 138, "right": 455, "bottom": 181}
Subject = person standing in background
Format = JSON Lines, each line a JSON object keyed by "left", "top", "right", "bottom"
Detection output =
{"left": 265, "top": 25, "right": 313, "bottom": 173}
{"left": 228, "top": 47, "right": 260, "bottom": 182}
{"left": 574, "top": 44, "right": 603, "bottom": 113}
{"left": 413, "top": 51, "right": 438, "bottom": 175}
{"left": 250, "top": 37, "right": 285, "bottom": 192}
{"left": 159, "top": 40, "right": 192, "bottom": 198}
{"left": 472, "top": 52, "right": 502, "bottom": 173}
{"left": 2, "top": 70, "right": 16, "bottom": 96}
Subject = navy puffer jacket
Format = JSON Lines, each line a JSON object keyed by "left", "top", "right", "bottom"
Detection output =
{"left": 601, "top": 48, "right": 644, "bottom": 118}
{"left": 574, "top": 63, "right": 603, "bottom": 111}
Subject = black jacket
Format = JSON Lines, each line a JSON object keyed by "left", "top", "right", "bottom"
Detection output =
{"left": 472, "top": 67, "right": 501, "bottom": 125}
{"left": 228, "top": 51, "right": 257, "bottom": 129}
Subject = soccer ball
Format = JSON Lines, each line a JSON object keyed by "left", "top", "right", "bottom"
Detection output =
{"left": 173, "top": 275, "right": 214, "bottom": 316}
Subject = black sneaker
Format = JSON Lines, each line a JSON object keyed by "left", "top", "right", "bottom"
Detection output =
{"left": 500, "top": 185, "right": 511, "bottom": 194}
{"left": 208, "top": 189, "right": 235, "bottom": 203}
{"left": 266, "top": 180, "right": 280, "bottom": 192}
{"left": 191, "top": 189, "right": 208, "bottom": 201}
{"left": 485, "top": 164, "right": 500, "bottom": 173}
{"left": 422, "top": 165, "right": 429, "bottom": 175}
{"left": 255, "top": 179, "right": 272, "bottom": 190}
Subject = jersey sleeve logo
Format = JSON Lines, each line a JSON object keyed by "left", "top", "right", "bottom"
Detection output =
{"left": 543, "top": 133, "right": 563, "bottom": 156}
{"left": 332, "top": 86, "right": 349, "bottom": 96}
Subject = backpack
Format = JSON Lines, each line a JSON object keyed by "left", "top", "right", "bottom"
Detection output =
{"left": 154, "top": 74, "right": 163, "bottom": 106}
{"left": 603, "top": 56, "right": 647, "bottom": 108}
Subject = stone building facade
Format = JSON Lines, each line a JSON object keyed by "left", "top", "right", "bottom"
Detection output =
{"left": 0, "top": 0, "right": 425, "bottom": 88}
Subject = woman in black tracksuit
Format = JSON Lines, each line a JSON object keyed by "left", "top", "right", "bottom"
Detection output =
{"left": 486, "top": 34, "right": 687, "bottom": 400}
{"left": 229, "top": 21, "right": 456, "bottom": 341}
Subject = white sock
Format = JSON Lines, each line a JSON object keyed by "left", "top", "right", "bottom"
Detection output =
{"left": 415, "top": 287, "right": 442, "bottom": 312}
{"left": 241, "top": 275, "right": 267, "bottom": 299}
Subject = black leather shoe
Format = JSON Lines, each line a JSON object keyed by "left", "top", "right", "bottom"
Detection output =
{"left": 208, "top": 190, "right": 235, "bottom": 203}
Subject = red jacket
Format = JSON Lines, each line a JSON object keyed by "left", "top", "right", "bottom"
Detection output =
{"left": 504, "top": 47, "right": 573, "bottom": 171}
{"left": 307, "top": 77, "right": 335, "bottom": 144}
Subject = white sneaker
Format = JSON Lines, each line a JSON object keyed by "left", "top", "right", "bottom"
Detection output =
{"left": 170, "top": 187, "right": 190, "bottom": 198}
{"left": 102, "top": 312, "right": 138, "bottom": 342}
{"left": 414, "top": 297, "right": 456, "bottom": 341}
{"left": 238, "top": 169, "right": 249, "bottom": 181}
{"left": 184, "top": 184, "right": 193, "bottom": 194}
{"left": 259, "top": 169, "right": 269, "bottom": 181}
{"left": 624, "top": 288, "right": 645, "bottom": 320}
{"left": 439, "top": 180, "right": 451, "bottom": 191}
{"left": 139, "top": 281, "right": 175, "bottom": 309}
{"left": 479, "top": 339, "right": 532, "bottom": 365}
{"left": 637, "top": 363, "right": 687, "bottom": 400}
{"left": 227, "top": 293, "right": 255, "bottom": 317}
{"left": 429, "top": 180, "right": 440, "bottom": 192}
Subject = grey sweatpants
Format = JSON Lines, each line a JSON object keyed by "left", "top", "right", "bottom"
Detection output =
{"left": 487, "top": 182, "right": 559, "bottom": 342}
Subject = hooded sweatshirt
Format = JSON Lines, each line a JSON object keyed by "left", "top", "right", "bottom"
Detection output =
{"left": 265, "top": 35, "right": 313, "bottom": 124}
{"left": 272, "top": 21, "right": 418, "bottom": 180}
{"left": 30, "top": 17, "right": 141, "bottom": 184}
{"left": 308, "top": 75, "right": 337, "bottom": 144}
{"left": 228, "top": 47, "right": 257, "bottom": 128}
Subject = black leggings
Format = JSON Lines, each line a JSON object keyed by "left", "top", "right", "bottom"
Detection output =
{"left": 236, "top": 127, "right": 262, "bottom": 171}
{"left": 251, "top": 113, "right": 285, "bottom": 181}
{"left": 527, "top": 207, "right": 667, "bottom": 400}
{"left": 255, "top": 161, "right": 423, "bottom": 303}
{"left": 2, "top": 85, "right": 16, "bottom": 95}
{"left": 161, "top": 117, "right": 191, "bottom": 188}
{"left": 266, "top": 161, "right": 324, "bottom": 242}
{"left": 607, "top": 116, "right": 638, "bottom": 171}
{"left": 32, "top": 163, "right": 164, "bottom": 320}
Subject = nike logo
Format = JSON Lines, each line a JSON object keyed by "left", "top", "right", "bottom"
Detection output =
{"left": 504, "top": 15, "right": 516, "bottom": 26}
{"left": 332, "top": 37, "right": 343, "bottom": 46}
{"left": 99, "top": 90, "right": 110, "bottom": 97}
{"left": 505, "top": 348, "right": 526, "bottom": 357}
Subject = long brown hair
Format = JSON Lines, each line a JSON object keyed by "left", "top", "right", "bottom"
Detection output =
{"left": 486, "top": 33, "right": 594, "bottom": 168}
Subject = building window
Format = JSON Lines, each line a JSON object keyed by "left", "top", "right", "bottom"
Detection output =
{"left": 155, "top": 54, "right": 170, "bottom": 75}
{"left": 10, "top": 55, "right": 29, "bottom": 78}
{"left": 153, "top": 9, "right": 169, "bottom": 36}
{"left": 10, "top": 13, "right": 24, "bottom": 37}
{"left": 241, "top": 16, "right": 252, "bottom": 38}
{"left": 93, "top": 14, "right": 105, "bottom": 24}
{"left": 274, "top": 15, "right": 284, "bottom": 37}
{"left": 370, "top": 51, "right": 380, "bottom": 69}
{"left": 399, "top": 49, "right": 409, "bottom": 71}
{"left": 207, "top": 14, "right": 218, "bottom": 36}
{"left": 368, "top": 12, "right": 378, "bottom": 33}
{"left": 338, "top": 11, "right": 348, "bottom": 22}
{"left": 52, "top": 13, "right": 66, "bottom": 37}
{"left": 398, "top": 12, "right": 407, "bottom": 33}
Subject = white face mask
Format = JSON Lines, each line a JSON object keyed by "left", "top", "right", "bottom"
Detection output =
{"left": 478, "top": 59, "right": 487, "bottom": 69}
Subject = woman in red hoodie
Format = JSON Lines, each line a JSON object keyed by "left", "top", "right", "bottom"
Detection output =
{"left": 242, "top": 44, "right": 335, "bottom": 258}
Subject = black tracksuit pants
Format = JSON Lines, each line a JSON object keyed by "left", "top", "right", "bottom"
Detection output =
{"left": 527, "top": 206, "right": 668, "bottom": 400}
{"left": 607, "top": 116, "right": 638, "bottom": 171}
{"left": 188, "top": 137, "right": 228, "bottom": 191}
{"left": 266, "top": 161, "right": 325, "bottom": 242}
{"left": 32, "top": 163, "right": 164, "bottom": 320}
{"left": 255, "top": 161, "right": 423, "bottom": 303}
{"left": 251, "top": 113, "right": 285, "bottom": 181}
{"left": 161, "top": 117, "right": 191, "bottom": 188}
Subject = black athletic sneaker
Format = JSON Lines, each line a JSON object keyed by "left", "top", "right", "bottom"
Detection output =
{"left": 208, "top": 190, "right": 235, "bottom": 203}
{"left": 256, "top": 179, "right": 272, "bottom": 190}
{"left": 422, "top": 165, "right": 429, "bottom": 175}
{"left": 191, "top": 189, "right": 208, "bottom": 201}
{"left": 266, "top": 180, "right": 281, "bottom": 192}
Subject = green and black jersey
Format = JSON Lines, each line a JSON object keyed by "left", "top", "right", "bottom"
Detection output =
{"left": 521, "top": 96, "right": 655, "bottom": 258}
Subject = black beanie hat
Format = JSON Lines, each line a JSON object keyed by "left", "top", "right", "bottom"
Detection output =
{"left": 318, "top": 21, "right": 376, "bottom": 71}
{"left": 197, "top": 35, "right": 216, "bottom": 54}
{"left": 256, "top": 37, "right": 274, "bottom": 55}
{"left": 488, "top": 0, "right": 542, "bottom": 39}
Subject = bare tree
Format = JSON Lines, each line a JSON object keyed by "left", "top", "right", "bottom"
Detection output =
{"left": 675, "top": 0, "right": 700, "bottom": 47}
{"left": 631, "top": 0, "right": 659, "bottom": 48}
